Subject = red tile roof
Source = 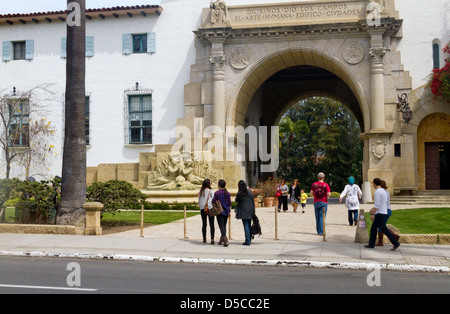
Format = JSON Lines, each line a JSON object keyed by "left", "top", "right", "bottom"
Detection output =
{"left": 0, "top": 5, "right": 163, "bottom": 25}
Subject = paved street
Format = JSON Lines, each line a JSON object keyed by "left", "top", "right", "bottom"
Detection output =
{"left": 1, "top": 256, "right": 449, "bottom": 295}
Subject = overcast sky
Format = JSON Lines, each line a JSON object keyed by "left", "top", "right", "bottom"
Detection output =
{"left": 0, "top": 0, "right": 162, "bottom": 14}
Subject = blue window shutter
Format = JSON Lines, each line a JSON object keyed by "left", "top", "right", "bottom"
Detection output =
{"left": 122, "top": 34, "right": 132, "bottom": 55}
{"left": 25, "top": 39, "right": 34, "bottom": 60}
{"left": 147, "top": 32, "right": 156, "bottom": 54}
{"left": 61, "top": 37, "right": 67, "bottom": 58}
{"left": 86, "top": 36, "right": 94, "bottom": 57}
{"left": 2, "top": 41, "right": 11, "bottom": 61}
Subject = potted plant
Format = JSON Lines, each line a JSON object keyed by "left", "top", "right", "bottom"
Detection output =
{"left": 257, "top": 177, "right": 278, "bottom": 207}
{"left": 251, "top": 187, "right": 262, "bottom": 208}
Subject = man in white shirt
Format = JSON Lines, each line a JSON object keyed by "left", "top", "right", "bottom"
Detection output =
{"left": 364, "top": 178, "right": 400, "bottom": 250}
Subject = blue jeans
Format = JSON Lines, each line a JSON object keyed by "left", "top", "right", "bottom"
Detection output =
{"left": 348, "top": 210, "right": 358, "bottom": 226}
{"left": 314, "top": 202, "right": 328, "bottom": 235}
{"left": 242, "top": 219, "right": 252, "bottom": 245}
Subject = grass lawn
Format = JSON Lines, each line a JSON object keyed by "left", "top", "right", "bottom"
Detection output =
{"left": 101, "top": 210, "right": 200, "bottom": 226}
{"left": 365, "top": 208, "right": 450, "bottom": 234}
{"left": 2, "top": 207, "right": 200, "bottom": 226}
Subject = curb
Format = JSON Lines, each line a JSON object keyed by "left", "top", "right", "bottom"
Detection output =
{"left": 1, "top": 251, "right": 448, "bottom": 273}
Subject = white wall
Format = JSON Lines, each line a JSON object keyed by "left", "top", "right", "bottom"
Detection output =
{"left": 396, "top": 0, "right": 449, "bottom": 89}
{"left": 1, "top": 0, "right": 447, "bottom": 179}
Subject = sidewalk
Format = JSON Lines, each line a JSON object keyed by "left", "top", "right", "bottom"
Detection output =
{"left": 0, "top": 204, "right": 449, "bottom": 272}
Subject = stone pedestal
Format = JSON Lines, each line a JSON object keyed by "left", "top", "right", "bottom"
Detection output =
{"left": 83, "top": 202, "right": 103, "bottom": 236}
{"left": 355, "top": 209, "right": 370, "bottom": 243}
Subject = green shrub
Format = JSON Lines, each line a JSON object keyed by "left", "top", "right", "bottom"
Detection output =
{"left": 86, "top": 180, "right": 147, "bottom": 213}
{"left": 330, "top": 192, "right": 341, "bottom": 198}
{"left": 0, "top": 179, "right": 21, "bottom": 209}
{"left": 14, "top": 178, "right": 60, "bottom": 224}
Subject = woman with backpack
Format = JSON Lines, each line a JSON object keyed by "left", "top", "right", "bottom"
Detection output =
{"left": 235, "top": 180, "right": 256, "bottom": 246}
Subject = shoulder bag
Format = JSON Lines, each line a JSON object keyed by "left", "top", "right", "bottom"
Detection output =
{"left": 210, "top": 199, "right": 224, "bottom": 217}
{"left": 203, "top": 189, "right": 210, "bottom": 215}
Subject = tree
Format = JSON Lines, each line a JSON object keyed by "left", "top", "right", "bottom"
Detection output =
{"left": 278, "top": 116, "right": 309, "bottom": 176}
{"left": 56, "top": 0, "right": 87, "bottom": 226}
{"left": 0, "top": 85, "right": 56, "bottom": 179}
{"left": 278, "top": 97, "right": 363, "bottom": 192}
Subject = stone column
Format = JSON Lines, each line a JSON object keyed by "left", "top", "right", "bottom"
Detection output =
{"left": 83, "top": 202, "right": 103, "bottom": 235}
{"left": 209, "top": 42, "right": 226, "bottom": 131}
{"left": 368, "top": 29, "right": 387, "bottom": 131}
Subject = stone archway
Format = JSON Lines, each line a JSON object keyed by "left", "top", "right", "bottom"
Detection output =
{"left": 177, "top": 0, "right": 412, "bottom": 198}
{"left": 228, "top": 48, "right": 370, "bottom": 133}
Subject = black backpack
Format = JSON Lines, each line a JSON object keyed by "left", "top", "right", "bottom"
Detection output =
{"left": 251, "top": 214, "right": 262, "bottom": 239}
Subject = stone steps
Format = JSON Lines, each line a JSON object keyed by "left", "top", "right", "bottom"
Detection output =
{"left": 390, "top": 191, "right": 450, "bottom": 205}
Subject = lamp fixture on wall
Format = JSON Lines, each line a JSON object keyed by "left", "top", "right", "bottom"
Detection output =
{"left": 397, "top": 93, "right": 413, "bottom": 124}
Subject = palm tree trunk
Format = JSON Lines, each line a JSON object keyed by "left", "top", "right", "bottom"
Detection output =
{"left": 56, "top": 0, "right": 86, "bottom": 226}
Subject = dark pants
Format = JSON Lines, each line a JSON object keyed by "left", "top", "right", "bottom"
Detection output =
{"left": 278, "top": 195, "right": 288, "bottom": 211}
{"left": 201, "top": 209, "right": 215, "bottom": 240}
{"left": 369, "top": 213, "right": 400, "bottom": 248}
{"left": 216, "top": 214, "right": 228, "bottom": 238}
{"left": 348, "top": 210, "right": 358, "bottom": 226}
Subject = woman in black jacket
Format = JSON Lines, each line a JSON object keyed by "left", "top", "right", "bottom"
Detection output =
{"left": 235, "top": 180, "right": 256, "bottom": 246}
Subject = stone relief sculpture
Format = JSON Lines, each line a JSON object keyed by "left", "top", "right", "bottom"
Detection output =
{"left": 210, "top": 0, "right": 230, "bottom": 25}
{"left": 147, "top": 151, "right": 213, "bottom": 190}
{"left": 342, "top": 40, "right": 365, "bottom": 65}
{"left": 230, "top": 47, "right": 250, "bottom": 70}
{"left": 368, "top": 0, "right": 390, "bottom": 16}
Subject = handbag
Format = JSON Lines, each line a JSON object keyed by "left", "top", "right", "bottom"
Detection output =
{"left": 275, "top": 186, "right": 282, "bottom": 198}
{"left": 210, "top": 199, "right": 224, "bottom": 217}
{"left": 203, "top": 189, "right": 210, "bottom": 215}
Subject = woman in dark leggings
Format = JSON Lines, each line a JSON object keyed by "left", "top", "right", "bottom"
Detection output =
{"left": 212, "top": 179, "right": 232, "bottom": 247}
{"left": 198, "top": 179, "right": 215, "bottom": 244}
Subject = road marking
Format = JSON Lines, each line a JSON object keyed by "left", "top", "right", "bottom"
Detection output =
{"left": 0, "top": 284, "right": 97, "bottom": 292}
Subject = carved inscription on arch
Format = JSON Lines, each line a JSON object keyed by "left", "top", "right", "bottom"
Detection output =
{"left": 229, "top": 1, "right": 366, "bottom": 27}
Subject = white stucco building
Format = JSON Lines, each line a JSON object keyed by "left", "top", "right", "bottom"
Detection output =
{"left": 0, "top": 0, "right": 449, "bottom": 194}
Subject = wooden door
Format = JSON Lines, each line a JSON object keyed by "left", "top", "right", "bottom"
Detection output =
{"left": 425, "top": 142, "right": 440, "bottom": 190}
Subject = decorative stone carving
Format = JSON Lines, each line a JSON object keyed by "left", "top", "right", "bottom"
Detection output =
{"left": 210, "top": 54, "right": 226, "bottom": 71}
{"left": 372, "top": 140, "right": 387, "bottom": 159}
{"left": 230, "top": 46, "right": 250, "bottom": 70}
{"left": 342, "top": 40, "right": 365, "bottom": 65}
{"left": 147, "top": 151, "right": 210, "bottom": 190}
{"left": 368, "top": 0, "right": 391, "bottom": 15}
{"left": 210, "top": 0, "right": 230, "bottom": 25}
{"left": 369, "top": 47, "right": 386, "bottom": 63}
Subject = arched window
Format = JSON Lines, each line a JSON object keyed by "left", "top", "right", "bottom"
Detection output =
{"left": 433, "top": 40, "right": 441, "bottom": 69}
